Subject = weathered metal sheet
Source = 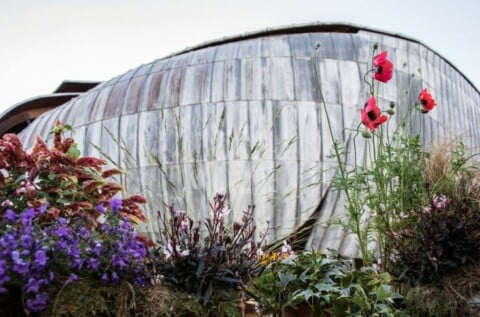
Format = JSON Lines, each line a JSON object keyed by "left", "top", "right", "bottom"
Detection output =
{"left": 18, "top": 26, "right": 480, "bottom": 258}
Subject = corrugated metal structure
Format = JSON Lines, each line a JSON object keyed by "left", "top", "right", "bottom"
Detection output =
{"left": 17, "top": 23, "right": 480, "bottom": 257}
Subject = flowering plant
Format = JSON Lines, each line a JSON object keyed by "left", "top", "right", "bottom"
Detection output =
{"left": 387, "top": 143, "right": 480, "bottom": 286}
{"left": 153, "top": 193, "right": 266, "bottom": 305}
{"left": 315, "top": 45, "right": 438, "bottom": 266}
{"left": 314, "top": 41, "right": 480, "bottom": 314}
{"left": 259, "top": 240, "right": 295, "bottom": 266}
{"left": 0, "top": 123, "right": 152, "bottom": 314}
{"left": 0, "top": 200, "right": 151, "bottom": 313}
{"left": 0, "top": 120, "right": 146, "bottom": 226}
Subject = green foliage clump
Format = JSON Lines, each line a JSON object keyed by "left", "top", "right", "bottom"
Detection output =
{"left": 253, "top": 251, "right": 402, "bottom": 316}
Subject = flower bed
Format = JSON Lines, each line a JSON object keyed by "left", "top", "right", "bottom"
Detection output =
{"left": 1, "top": 42, "right": 479, "bottom": 317}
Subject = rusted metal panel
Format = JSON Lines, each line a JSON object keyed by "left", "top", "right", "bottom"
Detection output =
{"left": 89, "top": 85, "right": 113, "bottom": 122}
{"left": 104, "top": 81, "right": 129, "bottom": 119}
{"left": 122, "top": 76, "right": 147, "bottom": 115}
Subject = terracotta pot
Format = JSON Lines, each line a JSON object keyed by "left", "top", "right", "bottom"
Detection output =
{"left": 244, "top": 300, "right": 260, "bottom": 317}
{"left": 282, "top": 302, "right": 313, "bottom": 317}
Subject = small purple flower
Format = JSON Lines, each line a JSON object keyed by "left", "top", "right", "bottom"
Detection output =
{"left": 0, "top": 260, "right": 7, "bottom": 275}
{"left": 20, "top": 234, "right": 32, "bottom": 248}
{"left": 101, "top": 272, "right": 109, "bottom": 283}
{"left": 109, "top": 198, "right": 122, "bottom": 212}
{"left": 90, "top": 241, "right": 102, "bottom": 257}
{"left": 67, "top": 273, "right": 79, "bottom": 283}
{"left": 20, "top": 208, "right": 35, "bottom": 227}
{"left": 0, "top": 233, "right": 16, "bottom": 248}
{"left": 69, "top": 245, "right": 80, "bottom": 258}
{"left": 38, "top": 203, "right": 49, "bottom": 214}
{"left": 55, "top": 226, "right": 69, "bottom": 238}
{"left": 87, "top": 257, "right": 101, "bottom": 270}
{"left": 26, "top": 292, "right": 48, "bottom": 312}
{"left": 135, "top": 275, "right": 148, "bottom": 286}
{"left": 25, "top": 277, "right": 41, "bottom": 293}
{"left": 112, "top": 254, "right": 127, "bottom": 269}
{"left": 34, "top": 250, "right": 48, "bottom": 267}
{"left": 11, "top": 250, "right": 29, "bottom": 275}
{"left": 95, "top": 203, "right": 106, "bottom": 214}
{"left": 71, "top": 258, "right": 84, "bottom": 270}
{"left": 79, "top": 227, "right": 90, "bottom": 239}
{"left": 100, "top": 224, "right": 110, "bottom": 232}
{"left": 20, "top": 249, "right": 30, "bottom": 257}
{"left": 111, "top": 271, "right": 119, "bottom": 283}
{"left": 0, "top": 275, "right": 11, "bottom": 293}
{"left": 120, "top": 219, "right": 132, "bottom": 231}
{"left": 57, "top": 238, "right": 68, "bottom": 250}
{"left": 4, "top": 209, "right": 17, "bottom": 222}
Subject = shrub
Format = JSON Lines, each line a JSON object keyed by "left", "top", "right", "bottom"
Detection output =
{"left": 253, "top": 251, "right": 401, "bottom": 316}
{"left": 387, "top": 143, "right": 480, "bottom": 286}
{"left": 152, "top": 193, "right": 265, "bottom": 305}
{"left": 0, "top": 122, "right": 152, "bottom": 314}
{"left": 0, "top": 121, "right": 146, "bottom": 225}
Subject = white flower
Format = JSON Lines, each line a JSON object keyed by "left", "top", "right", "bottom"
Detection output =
{"left": 1, "top": 200, "right": 12, "bottom": 207}
{"left": 179, "top": 249, "right": 190, "bottom": 257}
{"left": 256, "top": 248, "right": 264, "bottom": 258}
{"left": 163, "top": 241, "right": 175, "bottom": 260}
{"left": 162, "top": 241, "right": 190, "bottom": 260}
{"left": 432, "top": 195, "right": 450, "bottom": 209}
{"left": 280, "top": 240, "right": 294, "bottom": 255}
{"left": 96, "top": 214, "right": 107, "bottom": 224}
{"left": 218, "top": 205, "right": 230, "bottom": 220}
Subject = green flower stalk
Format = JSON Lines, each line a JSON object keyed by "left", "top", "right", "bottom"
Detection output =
{"left": 313, "top": 43, "right": 437, "bottom": 267}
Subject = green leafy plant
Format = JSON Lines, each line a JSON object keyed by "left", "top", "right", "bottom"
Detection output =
{"left": 253, "top": 251, "right": 401, "bottom": 316}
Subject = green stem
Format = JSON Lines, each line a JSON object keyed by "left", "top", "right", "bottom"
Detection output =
{"left": 314, "top": 47, "right": 370, "bottom": 265}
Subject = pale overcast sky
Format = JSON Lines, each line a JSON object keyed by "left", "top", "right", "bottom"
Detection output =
{"left": 0, "top": 0, "right": 478, "bottom": 114}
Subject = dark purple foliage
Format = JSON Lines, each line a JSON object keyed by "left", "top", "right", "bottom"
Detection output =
{"left": 154, "top": 193, "right": 267, "bottom": 305}
{"left": 388, "top": 195, "right": 480, "bottom": 285}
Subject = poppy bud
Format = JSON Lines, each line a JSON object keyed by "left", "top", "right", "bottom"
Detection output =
{"left": 373, "top": 43, "right": 378, "bottom": 50}
{"left": 386, "top": 108, "right": 395, "bottom": 115}
{"left": 315, "top": 42, "right": 321, "bottom": 49}
{"left": 361, "top": 130, "right": 372, "bottom": 139}
{"left": 389, "top": 102, "right": 395, "bottom": 109}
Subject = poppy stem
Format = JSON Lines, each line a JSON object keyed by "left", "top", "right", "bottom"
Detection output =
{"left": 313, "top": 46, "right": 370, "bottom": 265}
{"left": 363, "top": 69, "right": 374, "bottom": 95}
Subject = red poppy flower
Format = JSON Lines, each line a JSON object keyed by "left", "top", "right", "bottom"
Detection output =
{"left": 373, "top": 50, "right": 394, "bottom": 83}
{"left": 418, "top": 88, "right": 436, "bottom": 112}
{"left": 361, "top": 97, "right": 388, "bottom": 132}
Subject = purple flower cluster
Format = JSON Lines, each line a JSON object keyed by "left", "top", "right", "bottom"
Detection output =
{"left": 0, "top": 205, "right": 52, "bottom": 312}
{"left": 0, "top": 199, "right": 150, "bottom": 313}
{"left": 48, "top": 213, "right": 150, "bottom": 285}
